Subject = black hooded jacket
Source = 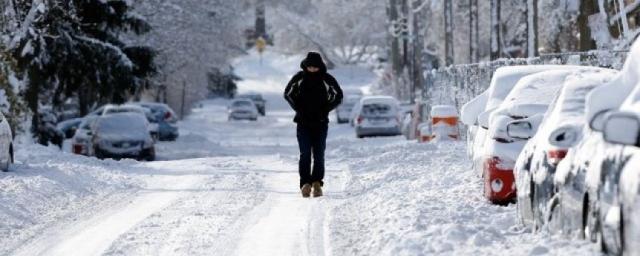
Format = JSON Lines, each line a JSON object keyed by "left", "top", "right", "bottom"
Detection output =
{"left": 284, "top": 52, "right": 343, "bottom": 125}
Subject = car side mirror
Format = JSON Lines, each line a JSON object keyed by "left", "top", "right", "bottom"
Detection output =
{"left": 602, "top": 111, "right": 640, "bottom": 146}
{"left": 477, "top": 110, "right": 493, "bottom": 129}
{"left": 589, "top": 110, "right": 609, "bottom": 132}
{"left": 548, "top": 125, "right": 580, "bottom": 148}
{"left": 507, "top": 120, "right": 533, "bottom": 140}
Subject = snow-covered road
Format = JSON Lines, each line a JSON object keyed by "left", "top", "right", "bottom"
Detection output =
{"left": 2, "top": 51, "right": 600, "bottom": 255}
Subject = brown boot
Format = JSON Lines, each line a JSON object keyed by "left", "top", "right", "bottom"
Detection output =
{"left": 312, "top": 182, "right": 323, "bottom": 197}
{"left": 301, "top": 184, "right": 311, "bottom": 198}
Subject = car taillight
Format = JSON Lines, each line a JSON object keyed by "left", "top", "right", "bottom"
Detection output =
{"left": 164, "top": 111, "right": 172, "bottom": 120}
{"left": 547, "top": 149, "right": 568, "bottom": 165}
{"left": 357, "top": 116, "right": 363, "bottom": 124}
{"left": 72, "top": 144, "right": 84, "bottom": 154}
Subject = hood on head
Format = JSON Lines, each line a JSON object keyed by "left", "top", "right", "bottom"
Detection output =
{"left": 300, "top": 52, "right": 327, "bottom": 73}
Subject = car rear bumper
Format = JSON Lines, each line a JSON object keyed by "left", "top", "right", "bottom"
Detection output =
{"left": 484, "top": 157, "right": 516, "bottom": 204}
{"left": 95, "top": 146, "right": 153, "bottom": 160}
{"left": 356, "top": 126, "right": 401, "bottom": 136}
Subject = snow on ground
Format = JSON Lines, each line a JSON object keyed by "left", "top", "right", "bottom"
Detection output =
{"left": 1, "top": 49, "right": 602, "bottom": 256}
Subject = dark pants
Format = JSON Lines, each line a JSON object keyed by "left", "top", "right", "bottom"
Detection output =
{"left": 296, "top": 123, "right": 328, "bottom": 188}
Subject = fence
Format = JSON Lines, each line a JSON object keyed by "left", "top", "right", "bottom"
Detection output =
{"left": 420, "top": 50, "right": 628, "bottom": 138}
{"left": 422, "top": 50, "right": 629, "bottom": 112}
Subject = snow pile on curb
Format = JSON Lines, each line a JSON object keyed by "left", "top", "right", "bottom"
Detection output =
{"left": 328, "top": 139, "right": 596, "bottom": 255}
{"left": 0, "top": 144, "right": 141, "bottom": 255}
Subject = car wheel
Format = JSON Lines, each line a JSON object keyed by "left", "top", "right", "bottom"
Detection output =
{"left": 145, "top": 148, "right": 156, "bottom": 161}
{"left": 546, "top": 194, "right": 562, "bottom": 233}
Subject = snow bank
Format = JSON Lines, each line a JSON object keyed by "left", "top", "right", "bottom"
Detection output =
{"left": 0, "top": 144, "right": 141, "bottom": 254}
{"left": 327, "top": 140, "right": 596, "bottom": 255}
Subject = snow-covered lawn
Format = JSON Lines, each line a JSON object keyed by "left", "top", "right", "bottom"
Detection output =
{"left": 0, "top": 50, "right": 601, "bottom": 255}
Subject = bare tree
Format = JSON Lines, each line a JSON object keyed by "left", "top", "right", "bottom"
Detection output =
{"left": 578, "top": 0, "right": 597, "bottom": 51}
{"left": 468, "top": 0, "right": 479, "bottom": 63}
{"left": 526, "top": 0, "right": 538, "bottom": 57}
{"left": 490, "top": 0, "right": 501, "bottom": 60}
{"left": 444, "top": 0, "right": 454, "bottom": 66}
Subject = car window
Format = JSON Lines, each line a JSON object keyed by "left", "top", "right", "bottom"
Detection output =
{"left": 362, "top": 104, "right": 393, "bottom": 116}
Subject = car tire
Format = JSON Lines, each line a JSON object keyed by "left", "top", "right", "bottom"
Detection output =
{"left": 145, "top": 148, "right": 156, "bottom": 161}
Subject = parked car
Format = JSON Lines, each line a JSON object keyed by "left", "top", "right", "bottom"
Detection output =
{"left": 134, "top": 102, "right": 179, "bottom": 141}
{"left": 92, "top": 113, "right": 155, "bottom": 161}
{"left": 336, "top": 95, "right": 361, "bottom": 124}
{"left": 57, "top": 117, "right": 84, "bottom": 139}
{"left": 552, "top": 40, "right": 640, "bottom": 254}
{"left": 482, "top": 69, "right": 582, "bottom": 204}
{"left": 513, "top": 69, "right": 616, "bottom": 229}
{"left": 462, "top": 65, "right": 589, "bottom": 177}
{"left": 91, "top": 104, "right": 160, "bottom": 140}
{"left": 71, "top": 116, "right": 98, "bottom": 156}
{"left": 352, "top": 96, "right": 402, "bottom": 138}
{"left": 228, "top": 99, "right": 259, "bottom": 121}
{"left": 237, "top": 92, "right": 266, "bottom": 115}
{"left": 0, "top": 112, "right": 13, "bottom": 171}
{"left": 56, "top": 101, "right": 80, "bottom": 122}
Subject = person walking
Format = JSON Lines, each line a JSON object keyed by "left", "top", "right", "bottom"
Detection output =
{"left": 284, "top": 52, "right": 343, "bottom": 198}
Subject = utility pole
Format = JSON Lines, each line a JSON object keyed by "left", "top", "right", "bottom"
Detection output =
{"left": 255, "top": 0, "right": 266, "bottom": 39}
{"left": 180, "top": 81, "right": 186, "bottom": 119}
{"left": 389, "top": 0, "right": 402, "bottom": 75}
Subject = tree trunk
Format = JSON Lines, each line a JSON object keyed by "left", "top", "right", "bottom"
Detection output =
{"left": 469, "top": 0, "right": 478, "bottom": 63}
{"left": 578, "top": 0, "right": 597, "bottom": 51}
{"left": 444, "top": 0, "right": 454, "bottom": 66}
{"left": 526, "top": 0, "right": 539, "bottom": 57}
{"left": 490, "top": 0, "right": 501, "bottom": 60}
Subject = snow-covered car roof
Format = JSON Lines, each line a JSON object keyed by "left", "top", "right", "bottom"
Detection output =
{"left": 359, "top": 96, "right": 399, "bottom": 105}
{"left": 546, "top": 70, "right": 617, "bottom": 127}
{"left": 94, "top": 113, "right": 150, "bottom": 141}
{"left": 496, "top": 69, "right": 606, "bottom": 119}
{"left": 485, "top": 65, "right": 602, "bottom": 112}
{"left": 529, "top": 69, "right": 617, "bottom": 149}
{"left": 431, "top": 105, "right": 458, "bottom": 117}
{"left": 586, "top": 39, "right": 640, "bottom": 122}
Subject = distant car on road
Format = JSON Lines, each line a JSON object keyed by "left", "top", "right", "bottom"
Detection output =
{"left": 336, "top": 95, "right": 361, "bottom": 124}
{"left": 0, "top": 112, "right": 13, "bottom": 171}
{"left": 92, "top": 113, "right": 155, "bottom": 161}
{"left": 352, "top": 96, "right": 402, "bottom": 138}
{"left": 134, "top": 102, "right": 179, "bottom": 141}
{"left": 228, "top": 99, "right": 259, "bottom": 121}
{"left": 237, "top": 92, "right": 266, "bottom": 116}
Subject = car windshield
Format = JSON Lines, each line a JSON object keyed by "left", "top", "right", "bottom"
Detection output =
{"left": 96, "top": 114, "right": 147, "bottom": 136}
{"left": 362, "top": 103, "right": 393, "bottom": 116}
{"left": 105, "top": 108, "right": 141, "bottom": 115}
{"left": 233, "top": 101, "right": 252, "bottom": 107}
